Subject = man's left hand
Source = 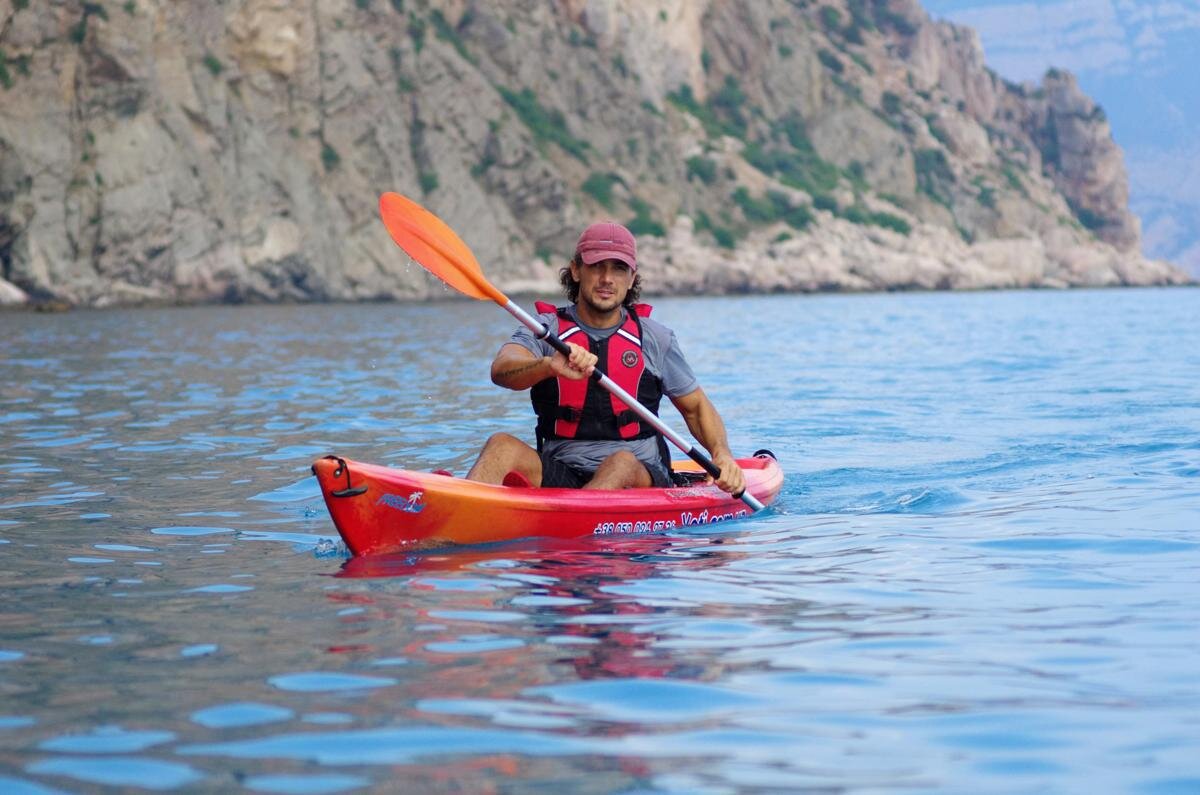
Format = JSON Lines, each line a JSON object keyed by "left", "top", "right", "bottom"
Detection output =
{"left": 710, "top": 450, "right": 746, "bottom": 496}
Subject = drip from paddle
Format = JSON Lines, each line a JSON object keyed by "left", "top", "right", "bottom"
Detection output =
{"left": 378, "top": 191, "right": 764, "bottom": 511}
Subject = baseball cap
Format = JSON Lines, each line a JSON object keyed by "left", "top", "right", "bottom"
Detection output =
{"left": 575, "top": 221, "right": 637, "bottom": 271}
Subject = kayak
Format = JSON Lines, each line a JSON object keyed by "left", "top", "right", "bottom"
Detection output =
{"left": 312, "top": 452, "right": 783, "bottom": 556}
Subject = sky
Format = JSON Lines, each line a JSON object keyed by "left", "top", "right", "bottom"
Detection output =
{"left": 921, "top": 0, "right": 1200, "bottom": 276}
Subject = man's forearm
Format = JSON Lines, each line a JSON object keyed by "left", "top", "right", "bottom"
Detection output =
{"left": 684, "top": 397, "right": 733, "bottom": 458}
{"left": 492, "top": 355, "right": 553, "bottom": 390}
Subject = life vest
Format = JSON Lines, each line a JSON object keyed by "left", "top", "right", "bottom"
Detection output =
{"left": 530, "top": 302, "right": 663, "bottom": 446}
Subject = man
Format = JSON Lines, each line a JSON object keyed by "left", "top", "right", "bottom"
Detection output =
{"left": 465, "top": 221, "right": 746, "bottom": 495}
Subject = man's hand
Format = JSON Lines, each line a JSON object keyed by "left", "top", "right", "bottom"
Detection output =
{"left": 549, "top": 342, "right": 597, "bottom": 380}
{"left": 710, "top": 449, "right": 746, "bottom": 496}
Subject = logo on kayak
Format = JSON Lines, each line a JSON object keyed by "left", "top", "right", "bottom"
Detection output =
{"left": 622, "top": 350, "right": 638, "bottom": 368}
{"left": 377, "top": 491, "right": 425, "bottom": 514}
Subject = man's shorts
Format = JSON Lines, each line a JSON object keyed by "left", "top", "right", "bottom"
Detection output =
{"left": 540, "top": 448, "right": 673, "bottom": 489}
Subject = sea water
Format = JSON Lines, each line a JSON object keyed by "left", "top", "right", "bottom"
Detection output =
{"left": 1, "top": 288, "right": 1197, "bottom": 793}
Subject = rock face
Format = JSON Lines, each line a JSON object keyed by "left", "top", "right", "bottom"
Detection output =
{"left": 0, "top": 0, "right": 1189, "bottom": 308}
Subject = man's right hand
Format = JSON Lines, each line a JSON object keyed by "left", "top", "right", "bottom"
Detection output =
{"left": 549, "top": 343, "right": 597, "bottom": 380}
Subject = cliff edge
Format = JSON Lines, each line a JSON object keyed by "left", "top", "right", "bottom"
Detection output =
{"left": 0, "top": 0, "right": 1189, "bottom": 308}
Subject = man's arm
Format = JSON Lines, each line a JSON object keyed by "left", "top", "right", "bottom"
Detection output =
{"left": 669, "top": 386, "right": 746, "bottom": 495}
{"left": 491, "top": 343, "right": 597, "bottom": 391}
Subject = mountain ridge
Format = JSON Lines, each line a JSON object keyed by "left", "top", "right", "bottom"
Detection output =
{"left": 0, "top": 0, "right": 1189, "bottom": 308}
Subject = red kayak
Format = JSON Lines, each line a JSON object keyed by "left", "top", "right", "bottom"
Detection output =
{"left": 312, "top": 453, "right": 783, "bottom": 556}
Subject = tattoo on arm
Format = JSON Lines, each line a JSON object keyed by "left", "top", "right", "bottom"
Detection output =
{"left": 495, "top": 359, "right": 543, "bottom": 381}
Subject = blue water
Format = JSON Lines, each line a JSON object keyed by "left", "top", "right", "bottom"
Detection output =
{"left": 1, "top": 288, "right": 1198, "bottom": 793}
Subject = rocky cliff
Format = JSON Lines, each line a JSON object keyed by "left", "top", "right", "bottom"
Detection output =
{"left": 0, "top": 0, "right": 1189, "bottom": 308}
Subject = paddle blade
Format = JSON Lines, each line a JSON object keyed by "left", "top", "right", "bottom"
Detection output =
{"left": 378, "top": 192, "right": 506, "bottom": 303}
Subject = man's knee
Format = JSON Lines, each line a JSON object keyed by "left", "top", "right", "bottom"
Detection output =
{"left": 603, "top": 450, "right": 641, "bottom": 470}
{"left": 588, "top": 450, "right": 651, "bottom": 489}
{"left": 481, "top": 432, "right": 523, "bottom": 453}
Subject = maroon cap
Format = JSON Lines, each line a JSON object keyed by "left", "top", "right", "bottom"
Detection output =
{"left": 575, "top": 221, "right": 637, "bottom": 271}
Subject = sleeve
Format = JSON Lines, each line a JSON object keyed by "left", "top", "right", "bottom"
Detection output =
{"left": 507, "top": 313, "right": 557, "bottom": 357}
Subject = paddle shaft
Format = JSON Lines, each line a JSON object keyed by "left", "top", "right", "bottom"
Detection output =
{"left": 505, "top": 300, "right": 765, "bottom": 512}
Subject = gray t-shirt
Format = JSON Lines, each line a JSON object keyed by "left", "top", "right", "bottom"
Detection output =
{"left": 509, "top": 304, "right": 698, "bottom": 472}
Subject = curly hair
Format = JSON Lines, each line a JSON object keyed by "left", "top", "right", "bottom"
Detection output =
{"left": 558, "top": 255, "right": 642, "bottom": 308}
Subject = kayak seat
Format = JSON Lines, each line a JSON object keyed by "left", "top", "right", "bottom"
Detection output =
{"left": 432, "top": 469, "right": 454, "bottom": 477}
{"left": 502, "top": 470, "right": 533, "bottom": 488}
{"left": 671, "top": 469, "right": 709, "bottom": 487}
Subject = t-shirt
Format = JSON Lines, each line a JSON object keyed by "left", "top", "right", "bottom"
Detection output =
{"left": 508, "top": 304, "right": 698, "bottom": 472}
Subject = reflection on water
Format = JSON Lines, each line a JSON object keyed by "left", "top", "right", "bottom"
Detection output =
{"left": 1, "top": 291, "right": 1199, "bottom": 792}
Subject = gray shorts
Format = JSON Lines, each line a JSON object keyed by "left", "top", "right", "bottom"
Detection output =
{"left": 540, "top": 448, "right": 673, "bottom": 489}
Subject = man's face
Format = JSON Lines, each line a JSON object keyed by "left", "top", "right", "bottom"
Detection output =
{"left": 571, "top": 258, "right": 634, "bottom": 315}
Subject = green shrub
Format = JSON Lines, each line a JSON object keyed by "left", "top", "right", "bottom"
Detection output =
{"left": 914, "top": 148, "right": 954, "bottom": 205}
{"left": 881, "top": 91, "right": 902, "bottom": 117}
{"left": 818, "top": 49, "right": 843, "bottom": 73}
{"left": 867, "top": 210, "right": 910, "bottom": 234}
{"left": 976, "top": 179, "right": 996, "bottom": 209}
{"left": 581, "top": 172, "right": 620, "bottom": 209}
{"left": 1073, "top": 204, "right": 1106, "bottom": 231}
{"left": 666, "top": 84, "right": 736, "bottom": 140}
{"left": 696, "top": 211, "right": 737, "bottom": 249}
{"left": 1001, "top": 162, "right": 1027, "bottom": 197}
{"left": 708, "top": 75, "right": 749, "bottom": 137}
{"left": 812, "top": 193, "right": 838, "bottom": 212}
{"left": 926, "top": 115, "right": 952, "bottom": 149}
{"left": 470, "top": 151, "right": 495, "bottom": 178}
{"left": 419, "top": 170, "right": 439, "bottom": 193}
{"left": 845, "top": 160, "right": 867, "bottom": 190}
{"left": 685, "top": 155, "right": 718, "bottom": 185}
{"left": 498, "top": 86, "right": 590, "bottom": 162}
{"left": 873, "top": 5, "right": 918, "bottom": 36}
{"left": 847, "top": 0, "right": 875, "bottom": 31}
{"left": 732, "top": 188, "right": 812, "bottom": 230}
{"left": 782, "top": 201, "right": 813, "bottom": 230}
{"left": 778, "top": 44, "right": 793, "bottom": 58}
{"left": 123, "top": 1, "right": 136, "bottom": 14}
{"left": 839, "top": 204, "right": 910, "bottom": 234}
{"left": 321, "top": 143, "right": 340, "bottom": 171}
{"left": 431, "top": 9, "right": 473, "bottom": 63}
{"left": 744, "top": 116, "right": 842, "bottom": 197}
{"left": 355, "top": 0, "right": 370, "bottom": 9}
{"left": 568, "top": 28, "right": 596, "bottom": 48}
{"left": 409, "top": 14, "right": 426, "bottom": 52}
{"left": 627, "top": 197, "right": 666, "bottom": 238}
{"left": 849, "top": 50, "right": 872, "bottom": 73}
{"left": 820, "top": 6, "right": 843, "bottom": 31}
{"left": 733, "top": 187, "right": 779, "bottom": 224}
{"left": 203, "top": 52, "right": 223, "bottom": 76}
{"left": 833, "top": 76, "right": 862, "bottom": 102}
{"left": 0, "top": 56, "right": 11, "bottom": 91}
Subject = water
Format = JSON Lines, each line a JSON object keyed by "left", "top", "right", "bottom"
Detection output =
{"left": 1, "top": 288, "right": 1197, "bottom": 793}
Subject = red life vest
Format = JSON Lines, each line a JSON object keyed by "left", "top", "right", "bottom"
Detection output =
{"left": 530, "top": 302, "right": 663, "bottom": 445}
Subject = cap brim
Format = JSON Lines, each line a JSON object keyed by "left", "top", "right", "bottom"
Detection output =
{"left": 579, "top": 249, "right": 637, "bottom": 270}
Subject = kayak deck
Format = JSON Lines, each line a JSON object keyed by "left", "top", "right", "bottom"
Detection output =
{"left": 312, "top": 454, "right": 783, "bottom": 556}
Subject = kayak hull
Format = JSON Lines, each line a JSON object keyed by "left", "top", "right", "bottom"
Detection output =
{"left": 312, "top": 454, "right": 783, "bottom": 556}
